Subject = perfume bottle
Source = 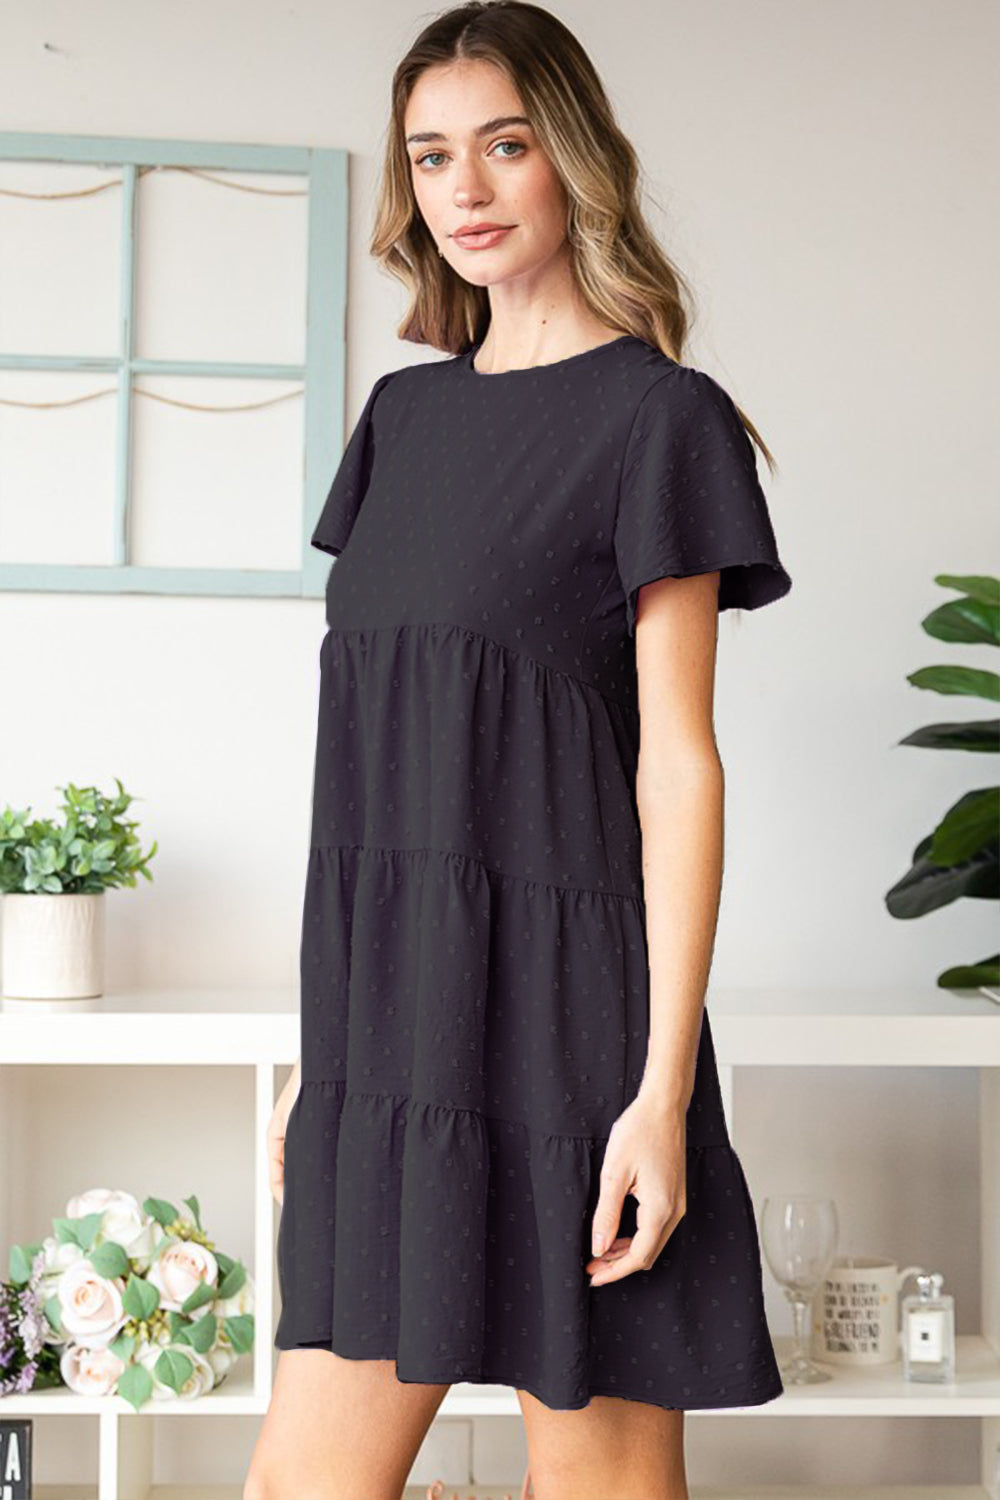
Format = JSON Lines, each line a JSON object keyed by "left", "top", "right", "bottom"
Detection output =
{"left": 901, "top": 1271, "right": 955, "bottom": 1383}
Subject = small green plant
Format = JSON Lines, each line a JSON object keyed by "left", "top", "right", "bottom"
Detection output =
{"left": 884, "top": 574, "right": 999, "bottom": 989}
{"left": 0, "top": 778, "right": 157, "bottom": 895}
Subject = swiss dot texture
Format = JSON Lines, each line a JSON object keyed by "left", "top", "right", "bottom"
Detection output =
{"left": 274, "top": 334, "right": 792, "bottom": 1411}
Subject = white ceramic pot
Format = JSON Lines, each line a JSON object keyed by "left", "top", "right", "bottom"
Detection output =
{"left": 1, "top": 891, "right": 105, "bottom": 1002}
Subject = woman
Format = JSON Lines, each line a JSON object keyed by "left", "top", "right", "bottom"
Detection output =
{"left": 246, "top": 3, "right": 792, "bottom": 1497}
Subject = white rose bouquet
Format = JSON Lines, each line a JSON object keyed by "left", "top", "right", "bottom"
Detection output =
{"left": 5, "top": 1187, "right": 254, "bottom": 1410}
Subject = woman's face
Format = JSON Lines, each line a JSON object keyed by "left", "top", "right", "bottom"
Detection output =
{"left": 404, "top": 58, "right": 569, "bottom": 288}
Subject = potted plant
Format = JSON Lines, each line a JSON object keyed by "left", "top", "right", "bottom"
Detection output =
{"left": 0, "top": 778, "right": 157, "bottom": 1004}
{"left": 884, "top": 574, "right": 999, "bottom": 998}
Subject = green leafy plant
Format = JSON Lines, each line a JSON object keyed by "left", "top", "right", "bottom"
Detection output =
{"left": 0, "top": 778, "right": 157, "bottom": 894}
{"left": 884, "top": 574, "right": 999, "bottom": 989}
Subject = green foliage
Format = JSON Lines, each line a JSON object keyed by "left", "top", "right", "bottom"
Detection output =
{"left": 153, "top": 1346, "right": 195, "bottom": 1395}
{"left": 8, "top": 1242, "right": 42, "bottom": 1287}
{"left": 122, "top": 1273, "right": 160, "bottom": 1322}
{"left": 885, "top": 574, "right": 1000, "bottom": 989}
{"left": 117, "top": 1361, "right": 154, "bottom": 1412}
{"left": 0, "top": 777, "right": 157, "bottom": 894}
{"left": 223, "top": 1312, "right": 255, "bottom": 1353}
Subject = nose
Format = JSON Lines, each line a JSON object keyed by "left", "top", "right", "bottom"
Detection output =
{"left": 451, "top": 154, "right": 492, "bottom": 210}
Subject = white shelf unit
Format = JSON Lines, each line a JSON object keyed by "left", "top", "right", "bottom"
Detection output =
{"left": 0, "top": 985, "right": 997, "bottom": 1499}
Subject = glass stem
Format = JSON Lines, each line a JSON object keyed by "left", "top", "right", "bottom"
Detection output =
{"left": 792, "top": 1295, "right": 809, "bottom": 1364}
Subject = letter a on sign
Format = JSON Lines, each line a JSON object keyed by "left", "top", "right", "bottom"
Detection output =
{"left": 0, "top": 1418, "right": 32, "bottom": 1500}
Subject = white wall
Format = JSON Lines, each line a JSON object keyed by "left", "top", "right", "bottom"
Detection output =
{"left": 1, "top": 0, "right": 995, "bottom": 1491}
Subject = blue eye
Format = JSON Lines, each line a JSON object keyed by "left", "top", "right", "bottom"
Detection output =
{"left": 414, "top": 139, "right": 526, "bottom": 169}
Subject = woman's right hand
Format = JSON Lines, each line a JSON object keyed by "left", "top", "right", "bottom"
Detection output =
{"left": 268, "top": 1059, "right": 301, "bottom": 1208}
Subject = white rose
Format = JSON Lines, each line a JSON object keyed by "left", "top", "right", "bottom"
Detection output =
{"left": 206, "top": 1343, "right": 237, "bottom": 1383}
{"left": 66, "top": 1187, "right": 135, "bottom": 1219}
{"left": 213, "top": 1272, "right": 255, "bottom": 1320}
{"left": 137, "top": 1341, "right": 215, "bottom": 1400}
{"left": 147, "top": 1240, "right": 218, "bottom": 1312}
{"left": 37, "top": 1236, "right": 86, "bottom": 1342}
{"left": 66, "top": 1188, "right": 153, "bottom": 1263}
{"left": 40, "top": 1233, "right": 84, "bottom": 1273}
{"left": 57, "top": 1261, "right": 126, "bottom": 1349}
{"left": 60, "top": 1340, "right": 126, "bottom": 1396}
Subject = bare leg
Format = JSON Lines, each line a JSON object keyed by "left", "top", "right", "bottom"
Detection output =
{"left": 515, "top": 1388, "right": 687, "bottom": 1500}
{"left": 244, "top": 1349, "right": 450, "bottom": 1500}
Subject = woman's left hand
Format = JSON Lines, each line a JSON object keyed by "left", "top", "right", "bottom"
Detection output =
{"left": 585, "top": 1093, "right": 687, "bottom": 1286}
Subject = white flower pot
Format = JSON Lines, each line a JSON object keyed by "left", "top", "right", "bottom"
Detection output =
{"left": 1, "top": 891, "right": 106, "bottom": 1003}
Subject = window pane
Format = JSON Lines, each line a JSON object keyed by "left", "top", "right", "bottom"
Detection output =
{"left": 135, "top": 168, "right": 309, "bottom": 366}
{"left": 130, "top": 373, "right": 305, "bottom": 570}
{"left": 0, "top": 160, "right": 121, "bottom": 357}
{"left": 0, "top": 368, "right": 117, "bottom": 563}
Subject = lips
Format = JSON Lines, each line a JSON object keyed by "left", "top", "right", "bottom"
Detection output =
{"left": 453, "top": 224, "right": 515, "bottom": 249}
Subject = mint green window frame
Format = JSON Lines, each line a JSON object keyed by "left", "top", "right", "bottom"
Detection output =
{"left": 0, "top": 131, "right": 347, "bottom": 600}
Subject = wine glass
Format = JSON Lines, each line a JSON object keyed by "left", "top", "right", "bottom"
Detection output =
{"left": 761, "top": 1194, "right": 839, "bottom": 1384}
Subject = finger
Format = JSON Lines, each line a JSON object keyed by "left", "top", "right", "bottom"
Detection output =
{"left": 589, "top": 1242, "right": 655, "bottom": 1285}
{"left": 591, "top": 1170, "right": 628, "bottom": 1257}
{"left": 267, "top": 1144, "right": 285, "bottom": 1207}
{"left": 590, "top": 1214, "right": 672, "bottom": 1284}
{"left": 584, "top": 1234, "right": 631, "bottom": 1271}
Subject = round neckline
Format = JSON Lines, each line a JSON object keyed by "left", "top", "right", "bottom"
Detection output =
{"left": 465, "top": 332, "right": 639, "bottom": 377}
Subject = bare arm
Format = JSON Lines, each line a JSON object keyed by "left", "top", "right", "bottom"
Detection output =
{"left": 588, "top": 568, "right": 724, "bottom": 1284}
{"left": 632, "top": 569, "right": 725, "bottom": 1116}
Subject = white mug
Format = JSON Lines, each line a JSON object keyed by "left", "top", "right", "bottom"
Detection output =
{"left": 810, "top": 1256, "right": 925, "bottom": 1365}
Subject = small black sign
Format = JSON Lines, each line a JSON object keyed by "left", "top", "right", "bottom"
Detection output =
{"left": 0, "top": 1420, "right": 32, "bottom": 1500}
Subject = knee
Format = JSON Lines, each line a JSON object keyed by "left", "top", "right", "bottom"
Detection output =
{"left": 242, "top": 1470, "right": 273, "bottom": 1500}
{"left": 243, "top": 1467, "right": 298, "bottom": 1500}
{"left": 244, "top": 1471, "right": 345, "bottom": 1500}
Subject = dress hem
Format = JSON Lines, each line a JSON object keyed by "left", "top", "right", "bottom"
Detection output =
{"left": 272, "top": 1334, "right": 784, "bottom": 1412}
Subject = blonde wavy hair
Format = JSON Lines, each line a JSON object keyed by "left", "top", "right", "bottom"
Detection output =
{"left": 370, "top": 0, "right": 777, "bottom": 474}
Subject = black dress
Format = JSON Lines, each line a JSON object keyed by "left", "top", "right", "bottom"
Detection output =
{"left": 274, "top": 333, "right": 792, "bottom": 1411}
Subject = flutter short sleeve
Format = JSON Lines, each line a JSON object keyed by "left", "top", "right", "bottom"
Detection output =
{"left": 310, "top": 369, "right": 397, "bottom": 556}
{"left": 614, "top": 364, "right": 792, "bottom": 632}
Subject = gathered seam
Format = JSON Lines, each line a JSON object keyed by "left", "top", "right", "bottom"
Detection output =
{"left": 308, "top": 839, "right": 646, "bottom": 906}
{"left": 296, "top": 1079, "right": 732, "bottom": 1148}
{"left": 323, "top": 618, "right": 639, "bottom": 716}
